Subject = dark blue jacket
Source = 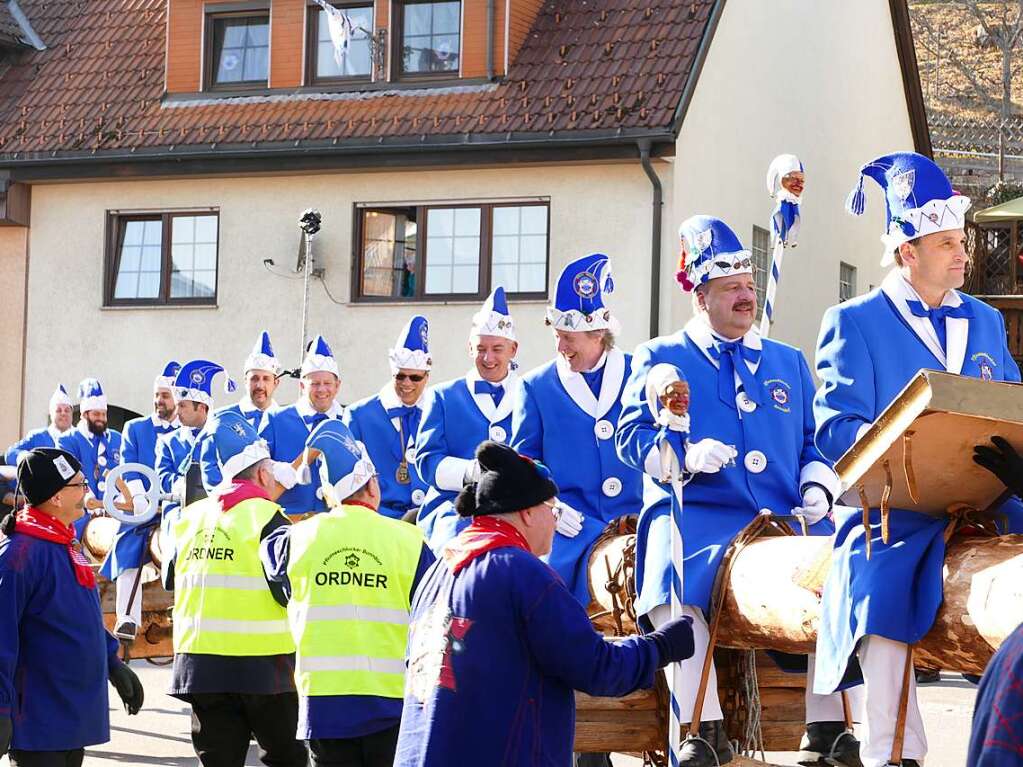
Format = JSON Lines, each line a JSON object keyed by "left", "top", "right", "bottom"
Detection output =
{"left": 0, "top": 528, "right": 122, "bottom": 750}
{"left": 394, "top": 545, "right": 660, "bottom": 767}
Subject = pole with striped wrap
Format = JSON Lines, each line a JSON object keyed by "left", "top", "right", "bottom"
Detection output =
{"left": 759, "top": 154, "right": 805, "bottom": 338}
{"left": 646, "top": 364, "right": 691, "bottom": 765}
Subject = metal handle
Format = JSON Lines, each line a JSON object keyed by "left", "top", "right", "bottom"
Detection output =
{"left": 101, "top": 462, "right": 170, "bottom": 525}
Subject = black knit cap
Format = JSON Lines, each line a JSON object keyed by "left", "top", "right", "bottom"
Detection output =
{"left": 17, "top": 448, "right": 83, "bottom": 506}
{"left": 455, "top": 441, "right": 559, "bottom": 518}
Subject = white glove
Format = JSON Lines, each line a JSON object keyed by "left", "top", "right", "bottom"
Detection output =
{"left": 131, "top": 494, "right": 149, "bottom": 517}
{"left": 170, "top": 476, "right": 187, "bottom": 503}
{"left": 554, "top": 501, "right": 584, "bottom": 538}
{"left": 684, "top": 439, "right": 737, "bottom": 475}
{"left": 294, "top": 462, "right": 312, "bottom": 485}
{"left": 272, "top": 461, "right": 298, "bottom": 490}
{"left": 793, "top": 485, "right": 830, "bottom": 525}
{"left": 463, "top": 459, "right": 481, "bottom": 485}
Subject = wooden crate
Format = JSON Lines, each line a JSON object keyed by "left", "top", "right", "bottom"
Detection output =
{"left": 718, "top": 649, "right": 806, "bottom": 752}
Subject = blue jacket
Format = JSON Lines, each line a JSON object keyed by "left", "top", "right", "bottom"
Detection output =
{"left": 616, "top": 317, "right": 837, "bottom": 616}
{"left": 0, "top": 528, "right": 122, "bottom": 750}
{"left": 812, "top": 271, "right": 1022, "bottom": 693}
{"left": 343, "top": 385, "right": 428, "bottom": 520}
{"left": 218, "top": 397, "right": 276, "bottom": 432}
{"left": 101, "top": 415, "right": 178, "bottom": 580}
{"left": 59, "top": 424, "right": 124, "bottom": 540}
{"left": 5, "top": 425, "right": 70, "bottom": 466}
{"left": 258, "top": 400, "right": 344, "bottom": 516}
{"left": 413, "top": 371, "right": 519, "bottom": 551}
{"left": 394, "top": 543, "right": 660, "bottom": 767}
{"left": 511, "top": 349, "right": 643, "bottom": 605}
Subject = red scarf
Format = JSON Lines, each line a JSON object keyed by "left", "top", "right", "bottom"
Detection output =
{"left": 14, "top": 507, "right": 96, "bottom": 589}
{"left": 443, "top": 515, "right": 531, "bottom": 575}
{"left": 213, "top": 479, "right": 271, "bottom": 513}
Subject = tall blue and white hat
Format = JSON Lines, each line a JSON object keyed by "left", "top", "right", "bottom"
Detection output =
{"left": 301, "top": 335, "right": 340, "bottom": 378}
{"left": 307, "top": 420, "right": 376, "bottom": 505}
{"left": 470, "top": 286, "right": 516, "bottom": 341}
{"left": 244, "top": 331, "right": 281, "bottom": 375}
{"left": 675, "top": 215, "right": 752, "bottom": 293}
{"left": 545, "top": 253, "right": 620, "bottom": 334}
{"left": 49, "top": 384, "right": 72, "bottom": 412}
{"left": 173, "top": 359, "right": 236, "bottom": 407}
{"left": 846, "top": 151, "right": 971, "bottom": 266}
{"left": 78, "top": 378, "right": 107, "bottom": 412}
{"left": 388, "top": 315, "right": 432, "bottom": 373}
{"left": 205, "top": 410, "right": 271, "bottom": 482}
{"left": 153, "top": 361, "right": 180, "bottom": 392}
{"left": 766, "top": 154, "right": 804, "bottom": 203}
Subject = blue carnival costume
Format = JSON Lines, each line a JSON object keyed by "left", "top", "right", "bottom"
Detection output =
{"left": 344, "top": 316, "right": 431, "bottom": 520}
{"left": 415, "top": 289, "right": 519, "bottom": 550}
{"left": 511, "top": 254, "right": 642, "bottom": 605}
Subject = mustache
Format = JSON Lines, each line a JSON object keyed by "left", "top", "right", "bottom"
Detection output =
{"left": 732, "top": 301, "right": 754, "bottom": 311}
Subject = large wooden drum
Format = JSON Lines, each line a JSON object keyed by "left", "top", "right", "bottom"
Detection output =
{"left": 82, "top": 516, "right": 119, "bottom": 563}
{"left": 587, "top": 516, "right": 640, "bottom": 636}
{"left": 574, "top": 675, "right": 668, "bottom": 754}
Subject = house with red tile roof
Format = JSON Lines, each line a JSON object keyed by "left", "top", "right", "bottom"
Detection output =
{"left": 0, "top": 0, "right": 928, "bottom": 439}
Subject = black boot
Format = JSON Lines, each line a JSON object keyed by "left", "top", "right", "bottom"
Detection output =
{"left": 678, "top": 720, "right": 733, "bottom": 766}
{"left": 902, "top": 760, "right": 921, "bottom": 767}
{"left": 798, "top": 721, "right": 862, "bottom": 767}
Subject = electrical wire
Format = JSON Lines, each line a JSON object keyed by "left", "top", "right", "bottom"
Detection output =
{"left": 318, "top": 274, "right": 346, "bottom": 305}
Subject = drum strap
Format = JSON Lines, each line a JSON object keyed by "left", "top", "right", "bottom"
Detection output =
{"left": 687, "top": 513, "right": 794, "bottom": 737}
{"left": 887, "top": 644, "right": 914, "bottom": 766}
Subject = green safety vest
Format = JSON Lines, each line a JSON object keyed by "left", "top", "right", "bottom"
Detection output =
{"left": 172, "top": 496, "right": 295, "bottom": 656}
{"left": 286, "top": 503, "right": 424, "bottom": 698}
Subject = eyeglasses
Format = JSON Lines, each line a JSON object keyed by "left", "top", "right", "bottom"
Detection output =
{"left": 541, "top": 500, "right": 563, "bottom": 521}
{"left": 65, "top": 481, "right": 89, "bottom": 489}
{"left": 395, "top": 373, "right": 426, "bottom": 383}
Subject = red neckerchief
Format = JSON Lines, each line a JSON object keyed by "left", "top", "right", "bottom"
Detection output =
{"left": 343, "top": 500, "right": 378, "bottom": 513}
{"left": 213, "top": 479, "right": 270, "bottom": 513}
{"left": 14, "top": 507, "right": 96, "bottom": 589}
{"left": 443, "top": 515, "right": 531, "bottom": 575}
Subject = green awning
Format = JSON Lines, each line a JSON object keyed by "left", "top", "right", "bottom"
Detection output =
{"left": 974, "top": 196, "right": 1023, "bottom": 223}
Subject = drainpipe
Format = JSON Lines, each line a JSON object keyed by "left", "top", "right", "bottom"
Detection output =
{"left": 638, "top": 140, "right": 663, "bottom": 339}
{"left": 486, "top": 0, "right": 495, "bottom": 80}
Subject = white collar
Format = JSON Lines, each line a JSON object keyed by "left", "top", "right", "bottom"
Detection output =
{"left": 238, "top": 394, "right": 277, "bottom": 414}
{"left": 47, "top": 424, "right": 72, "bottom": 443}
{"left": 150, "top": 412, "right": 180, "bottom": 429}
{"left": 555, "top": 348, "right": 626, "bottom": 419}
{"left": 378, "top": 380, "right": 423, "bottom": 411}
{"left": 880, "top": 269, "right": 968, "bottom": 372}
{"left": 463, "top": 367, "right": 519, "bottom": 424}
{"left": 76, "top": 419, "right": 96, "bottom": 441}
{"left": 684, "top": 314, "right": 762, "bottom": 374}
{"left": 295, "top": 395, "right": 343, "bottom": 421}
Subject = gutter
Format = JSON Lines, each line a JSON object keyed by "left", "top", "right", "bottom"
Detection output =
{"left": 638, "top": 139, "right": 663, "bottom": 339}
{"left": 486, "top": 0, "right": 495, "bottom": 81}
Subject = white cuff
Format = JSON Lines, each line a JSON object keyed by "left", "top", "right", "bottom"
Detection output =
{"left": 126, "top": 478, "right": 147, "bottom": 497}
{"left": 15, "top": 450, "right": 29, "bottom": 465}
{"left": 435, "top": 456, "right": 472, "bottom": 492}
{"left": 643, "top": 444, "right": 663, "bottom": 478}
{"left": 799, "top": 461, "right": 841, "bottom": 502}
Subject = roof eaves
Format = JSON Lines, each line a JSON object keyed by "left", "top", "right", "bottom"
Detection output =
{"left": 670, "top": 0, "right": 725, "bottom": 137}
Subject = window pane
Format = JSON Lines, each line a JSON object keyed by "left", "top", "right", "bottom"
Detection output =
{"left": 428, "top": 236, "right": 453, "bottom": 265}
{"left": 488, "top": 206, "right": 548, "bottom": 294}
{"left": 170, "top": 215, "right": 219, "bottom": 299}
{"left": 424, "top": 265, "right": 451, "bottom": 294}
{"left": 360, "top": 208, "right": 418, "bottom": 298}
{"left": 451, "top": 264, "right": 478, "bottom": 293}
{"left": 427, "top": 207, "right": 453, "bottom": 237}
{"left": 213, "top": 16, "right": 269, "bottom": 85}
{"left": 454, "top": 207, "right": 480, "bottom": 236}
{"left": 750, "top": 225, "right": 770, "bottom": 315}
{"left": 402, "top": 1, "right": 460, "bottom": 74}
{"left": 452, "top": 235, "right": 478, "bottom": 265}
{"left": 114, "top": 218, "right": 163, "bottom": 300}
{"left": 315, "top": 4, "right": 373, "bottom": 80}
{"left": 425, "top": 206, "right": 479, "bottom": 296}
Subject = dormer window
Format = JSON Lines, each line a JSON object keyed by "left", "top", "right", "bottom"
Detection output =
{"left": 308, "top": 2, "right": 374, "bottom": 84}
{"left": 397, "top": 1, "right": 461, "bottom": 78}
{"left": 206, "top": 10, "right": 270, "bottom": 90}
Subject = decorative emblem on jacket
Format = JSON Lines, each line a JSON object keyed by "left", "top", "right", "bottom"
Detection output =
{"left": 764, "top": 378, "right": 792, "bottom": 414}
{"left": 573, "top": 271, "right": 598, "bottom": 298}
{"left": 891, "top": 169, "right": 915, "bottom": 201}
{"left": 972, "top": 352, "right": 997, "bottom": 381}
{"left": 407, "top": 602, "right": 474, "bottom": 702}
{"left": 231, "top": 422, "right": 247, "bottom": 437}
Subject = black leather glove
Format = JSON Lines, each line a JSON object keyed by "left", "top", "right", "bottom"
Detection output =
{"left": 109, "top": 662, "right": 144, "bottom": 715}
{"left": 974, "top": 436, "right": 1023, "bottom": 497}
{"left": 648, "top": 615, "right": 695, "bottom": 668}
{"left": 0, "top": 715, "right": 12, "bottom": 757}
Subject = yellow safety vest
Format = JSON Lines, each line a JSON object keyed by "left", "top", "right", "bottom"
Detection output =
{"left": 172, "top": 496, "right": 295, "bottom": 656}
{"left": 286, "top": 504, "right": 424, "bottom": 698}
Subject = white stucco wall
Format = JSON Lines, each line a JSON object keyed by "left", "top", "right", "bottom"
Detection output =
{"left": 667, "top": 0, "right": 916, "bottom": 357}
{"left": 20, "top": 161, "right": 663, "bottom": 423}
